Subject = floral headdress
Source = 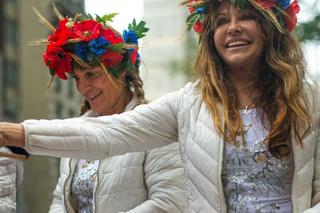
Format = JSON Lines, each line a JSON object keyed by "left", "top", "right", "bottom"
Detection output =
{"left": 183, "top": 0, "right": 300, "bottom": 33}
{"left": 33, "top": 6, "right": 149, "bottom": 84}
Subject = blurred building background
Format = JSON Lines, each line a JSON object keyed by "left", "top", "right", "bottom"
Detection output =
{"left": 0, "top": 0, "right": 319, "bottom": 212}
{"left": 1, "top": 0, "right": 83, "bottom": 212}
{"left": 140, "top": 0, "right": 193, "bottom": 100}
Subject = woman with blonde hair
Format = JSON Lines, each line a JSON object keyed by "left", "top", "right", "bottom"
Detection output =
{"left": 0, "top": 0, "right": 319, "bottom": 212}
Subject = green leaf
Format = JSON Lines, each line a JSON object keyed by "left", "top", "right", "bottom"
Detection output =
{"left": 107, "top": 43, "right": 124, "bottom": 52}
{"left": 87, "top": 13, "right": 94, "bottom": 20}
{"left": 95, "top": 13, "right": 118, "bottom": 24}
{"left": 127, "top": 19, "right": 149, "bottom": 39}
{"left": 186, "top": 13, "right": 201, "bottom": 31}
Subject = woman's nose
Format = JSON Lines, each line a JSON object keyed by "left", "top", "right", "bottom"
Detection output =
{"left": 227, "top": 19, "right": 242, "bottom": 35}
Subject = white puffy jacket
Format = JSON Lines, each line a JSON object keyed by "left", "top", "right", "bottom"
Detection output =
{"left": 23, "top": 82, "right": 320, "bottom": 213}
{"left": 49, "top": 96, "right": 187, "bottom": 213}
{"left": 0, "top": 147, "right": 23, "bottom": 213}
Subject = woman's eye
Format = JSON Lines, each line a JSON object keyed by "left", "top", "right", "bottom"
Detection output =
{"left": 240, "top": 13, "right": 256, "bottom": 20}
{"left": 215, "top": 18, "right": 229, "bottom": 27}
{"left": 72, "top": 76, "right": 79, "bottom": 81}
{"left": 85, "top": 71, "right": 98, "bottom": 79}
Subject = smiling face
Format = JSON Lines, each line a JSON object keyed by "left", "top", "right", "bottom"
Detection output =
{"left": 213, "top": 2, "right": 265, "bottom": 72}
{"left": 73, "top": 66, "right": 129, "bottom": 115}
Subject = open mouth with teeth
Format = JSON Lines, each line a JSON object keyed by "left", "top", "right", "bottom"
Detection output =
{"left": 87, "top": 91, "right": 103, "bottom": 101}
{"left": 226, "top": 40, "right": 253, "bottom": 48}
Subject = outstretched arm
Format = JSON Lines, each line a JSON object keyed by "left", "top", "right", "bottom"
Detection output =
{"left": 0, "top": 90, "right": 182, "bottom": 160}
{"left": 0, "top": 123, "right": 25, "bottom": 148}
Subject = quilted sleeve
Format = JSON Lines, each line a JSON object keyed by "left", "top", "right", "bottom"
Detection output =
{"left": 0, "top": 148, "right": 19, "bottom": 212}
{"left": 22, "top": 90, "right": 182, "bottom": 160}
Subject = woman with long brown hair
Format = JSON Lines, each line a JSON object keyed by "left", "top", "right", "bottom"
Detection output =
{"left": 0, "top": 0, "right": 319, "bottom": 212}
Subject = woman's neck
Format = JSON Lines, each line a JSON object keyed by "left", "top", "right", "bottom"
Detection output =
{"left": 228, "top": 67, "right": 257, "bottom": 109}
{"left": 101, "top": 87, "right": 133, "bottom": 116}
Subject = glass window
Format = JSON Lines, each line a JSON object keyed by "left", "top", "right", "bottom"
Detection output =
{"left": 55, "top": 101, "right": 63, "bottom": 118}
{"left": 54, "top": 78, "right": 62, "bottom": 93}
{"left": 67, "top": 79, "right": 74, "bottom": 98}
{"left": 4, "top": 18, "right": 18, "bottom": 47}
{"left": 3, "top": 61, "right": 19, "bottom": 120}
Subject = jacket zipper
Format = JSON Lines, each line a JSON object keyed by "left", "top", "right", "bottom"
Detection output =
{"left": 218, "top": 136, "right": 227, "bottom": 213}
{"left": 64, "top": 159, "right": 76, "bottom": 213}
{"left": 93, "top": 160, "right": 101, "bottom": 213}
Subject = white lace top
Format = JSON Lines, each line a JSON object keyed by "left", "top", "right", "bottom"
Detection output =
{"left": 222, "top": 109, "right": 293, "bottom": 213}
{"left": 71, "top": 159, "right": 99, "bottom": 213}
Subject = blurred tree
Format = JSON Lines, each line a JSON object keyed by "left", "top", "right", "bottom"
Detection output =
{"left": 297, "top": 15, "right": 320, "bottom": 42}
{"left": 296, "top": 0, "right": 320, "bottom": 42}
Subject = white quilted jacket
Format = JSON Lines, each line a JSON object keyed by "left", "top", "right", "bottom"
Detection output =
{"left": 0, "top": 147, "right": 23, "bottom": 213}
{"left": 23, "top": 82, "right": 320, "bottom": 213}
{"left": 50, "top": 144, "right": 185, "bottom": 213}
{"left": 49, "top": 96, "right": 187, "bottom": 213}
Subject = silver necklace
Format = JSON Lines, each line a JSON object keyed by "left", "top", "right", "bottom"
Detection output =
{"left": 240, "top": 103, "right": 255, "bottom": 116}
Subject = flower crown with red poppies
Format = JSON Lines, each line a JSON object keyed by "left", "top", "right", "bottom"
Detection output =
{"left": 36, "top": 8, "right": 148, "bottom": 82}
{"left": 183, "top": 0, "right": 300, "bottom": 33}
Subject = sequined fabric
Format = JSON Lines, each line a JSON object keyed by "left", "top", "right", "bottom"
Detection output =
{"left": 222, "top": 109, "right": 293, "bottom": 213}
{"left": 71, "top": 159, "right": 99, "bottom": 213}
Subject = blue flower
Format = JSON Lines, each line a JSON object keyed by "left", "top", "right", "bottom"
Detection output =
{"left": 277, "top": 0, "right": 291, "bottom": 9}
{"left": 196, "top": 7, "right": 205, "bottom": 14}
{"left": 75, "top": 43, "right": 89, "bottom": 61}
{"left": 88, "top": 36, "right": 110, "bottom": 56}
{"left": 123, "top": 30, "right": 138, "bottom": 44}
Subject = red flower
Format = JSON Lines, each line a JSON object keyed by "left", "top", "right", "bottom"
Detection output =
{"left": 72, "top": 20, "right": 103, "bottom": 41}
{"left": 130, "top": 48, "right": 138, "bottom": 65}
{"left": 43, "top": 46, "right": 72, "bottom": 80}
{"left": 285, "top": 0, "right": 300, "bottom": 32}
{"left": 188, "top": 7, "right": 196, "bottom": 13}
{"left": 187, "top": 0, "right": 204, "bottom": 13}
{"left": 48, "top": 19, "right": 72, "bottom": 46}
{"left": 193, "top": 20, "right": 204, "bottom": 33}
{"left": 255, "top": 0, "right": 277, "bottom": 9}
{"left": 101, "top": 28, "right": 123, "bottom": 44}
{"left": 102, "top": 51, "right": 124, "bottom": 67}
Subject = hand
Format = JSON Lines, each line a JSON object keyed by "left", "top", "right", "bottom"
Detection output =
{"left": 0, "top": 122, "right": 25, "bottom": 147}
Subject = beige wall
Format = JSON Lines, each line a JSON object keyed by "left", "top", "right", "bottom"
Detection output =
{"left": 20, "top": 0, "right": 51, "bottom": 120}
{"left": 18, "top": 1, "right": 59, "bottom": 212}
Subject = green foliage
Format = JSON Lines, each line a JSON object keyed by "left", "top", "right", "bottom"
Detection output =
{"left": 85, "top": 13, "right": 118, "bottom": 25}
{"left": 186, "top": 13, "right": 201, "bottom": 31}
{"left": 296, "top": 14, "right": 320, "bottom": 42}
{"left": 95, "top": 13, "right": 118, "bottom": 24}
{"left": 128, "top": 19, "right": 149, "bottom": 39}
{"left": 108, "top": 43, "right": 124, "bottom": 52}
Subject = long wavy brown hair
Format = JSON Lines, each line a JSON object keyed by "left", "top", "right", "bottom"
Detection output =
{"left": 196, "top": 0, "right": 312, "bottom": 158}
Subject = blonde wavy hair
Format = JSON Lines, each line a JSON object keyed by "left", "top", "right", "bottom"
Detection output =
{"left": 196, "top": 0, "right": 311, "bottom": 158}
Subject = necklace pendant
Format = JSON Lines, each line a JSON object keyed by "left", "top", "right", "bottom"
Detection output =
{"left": 243, "top": 106, "right": 250, "bottom": 115}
